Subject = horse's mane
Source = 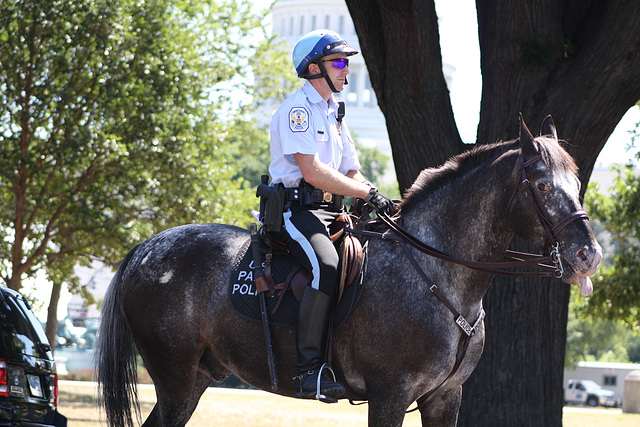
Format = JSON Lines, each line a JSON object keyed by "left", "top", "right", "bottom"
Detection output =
{"left": 402, "top": 136, "right": 578, "bottom": 210}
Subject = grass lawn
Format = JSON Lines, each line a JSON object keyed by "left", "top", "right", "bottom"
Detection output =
{"left": 58, "top": 381, "right": 640, "bottom": 426}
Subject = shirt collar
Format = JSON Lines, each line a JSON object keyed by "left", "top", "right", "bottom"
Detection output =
{"left": 302, "top": 80, "right": 338, "bottom": 110}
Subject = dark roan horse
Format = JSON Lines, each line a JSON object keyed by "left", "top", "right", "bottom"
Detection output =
{"left": 96, "top": 115, "right": 602, "bottom": 426}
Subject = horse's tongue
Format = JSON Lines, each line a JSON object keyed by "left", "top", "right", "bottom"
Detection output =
{"left": 579, "top": 276, "right": 593, "bottom": 297}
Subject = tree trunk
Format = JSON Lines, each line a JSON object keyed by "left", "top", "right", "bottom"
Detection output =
{"left": 346, "top": 0, "right": 466, "bottom": 191}
{"left": 45, "top": 281, "right": 62, "bottom": 354}
{"left": 461, "top": 2, "right": 640, "bottom": 425}
{"left": 347, "top": 0, "right": 640, "bottom": 425}
{"left": 474, "top": 0, "right": 640, "bottom": 181}
{"left": 6, "top": 274, "right": 22, "bottom": 292}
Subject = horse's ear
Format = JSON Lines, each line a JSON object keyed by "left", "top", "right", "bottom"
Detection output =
{"left": 540, "top": 115, "right": 558, "bottom": 140}
{"left": 519, "top": 113, "right": 537, "bottom": 157}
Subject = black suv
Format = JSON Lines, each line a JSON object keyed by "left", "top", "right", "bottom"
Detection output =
{"left": 0, "top": 287, "right": 66, "bottom": 426}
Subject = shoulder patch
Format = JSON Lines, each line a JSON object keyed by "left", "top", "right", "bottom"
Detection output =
{"left": 289, "top": 107, "right": 309, "bottom": 132}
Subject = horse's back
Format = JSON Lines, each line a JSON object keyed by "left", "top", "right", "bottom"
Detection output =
{"left": 116, "top": 223, "right": 248, "bottom": 338}
{"left": 120, "top": 222, "right": 247, "bottom": 284}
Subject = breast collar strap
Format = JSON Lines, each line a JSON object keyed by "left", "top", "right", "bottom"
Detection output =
{"left": 399, "top": 242, "right": 483, "bottom": 337}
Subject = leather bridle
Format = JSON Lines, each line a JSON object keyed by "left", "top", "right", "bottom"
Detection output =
{"left": 506, "top": 152, "right": 589, "bottom": 277}
{"left": 374, "top": 151, "right": 589, "bottom": 279}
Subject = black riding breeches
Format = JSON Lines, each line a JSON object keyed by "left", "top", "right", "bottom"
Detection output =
{"left": 277, "top": 206, "right": 341, "bottom": 298}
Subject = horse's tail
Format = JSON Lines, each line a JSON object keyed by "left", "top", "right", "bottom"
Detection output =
{"left": 95, "top": 245, "right": 142, "bottom": 427}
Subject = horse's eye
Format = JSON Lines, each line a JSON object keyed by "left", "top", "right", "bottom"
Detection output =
{"left": 537, "top": 182, "right": 550, "bottom": 192}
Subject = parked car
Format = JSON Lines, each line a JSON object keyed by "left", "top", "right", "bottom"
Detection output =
{"left": 0, "top": 287, "right": 67, "bottom": 426}
{"left": 564, "top": 379, "right": 620, "bottom": 408}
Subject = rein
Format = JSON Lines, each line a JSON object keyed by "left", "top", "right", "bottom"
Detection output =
{"left": 363, "top": 152, "right": 588, "bottom": 279}
{"left": 376, "top": 213, "right": 561, "bottom": 277}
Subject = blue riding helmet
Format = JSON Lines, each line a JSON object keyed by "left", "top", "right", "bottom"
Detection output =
{"left": 292, "top": 29, "right": 358, "bottom": 78}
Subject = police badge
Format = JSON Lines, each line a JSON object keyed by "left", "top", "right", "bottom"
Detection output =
{"left": 289, "top": 107, "right": 309, "bottom": 132}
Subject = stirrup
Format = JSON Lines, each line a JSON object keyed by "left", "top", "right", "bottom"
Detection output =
{"left": 316, "top": 363, "right": 338, "bottom": 401}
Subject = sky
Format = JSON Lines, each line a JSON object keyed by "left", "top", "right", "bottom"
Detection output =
{"left": 255, "top": 0, "right": 639, "bottom": 168}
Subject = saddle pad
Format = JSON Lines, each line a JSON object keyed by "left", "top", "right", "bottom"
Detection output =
{"left": 228, "top": 237, "right": 366, "bottom": 329}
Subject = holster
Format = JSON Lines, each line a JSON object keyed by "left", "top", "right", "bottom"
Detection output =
{"left": 257, "top": 175, "right": 285, "bottom": 233}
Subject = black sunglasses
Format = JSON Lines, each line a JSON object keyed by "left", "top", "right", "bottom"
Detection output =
{"left": 321, "top": 58, "right": 349, "bottom": 70}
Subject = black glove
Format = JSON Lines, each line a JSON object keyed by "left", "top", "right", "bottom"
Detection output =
{"left": 364, "top": 187, "right": 395, "bottom": 216}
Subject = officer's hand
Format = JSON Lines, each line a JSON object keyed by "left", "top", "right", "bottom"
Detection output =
{"left": 364, "top": 187, "right": 395, "bottom": 216}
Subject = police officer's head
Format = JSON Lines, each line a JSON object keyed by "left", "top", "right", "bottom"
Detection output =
{"left": 292, "top": 29, "right": 359, "bottom": 93}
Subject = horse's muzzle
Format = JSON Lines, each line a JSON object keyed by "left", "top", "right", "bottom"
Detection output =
{"left": 561, "top": 242, "right": 603, "bottom": 296}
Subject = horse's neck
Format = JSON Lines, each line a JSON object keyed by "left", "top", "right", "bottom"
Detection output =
{"left": 400, "top": 165, "right": 514, "bottom": 305}
{"left": 407, "top": 177, "right": 511, "bottom": 255}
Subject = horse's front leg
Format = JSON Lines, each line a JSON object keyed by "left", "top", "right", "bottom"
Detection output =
{"left": 418, "top": 386, "right": 462, "bottom": 427}
{"left": 367, "top": 399, "right": 408, "bottom": 427}
{"left": 366, "top": 384, "right": 415, "bottom": 427}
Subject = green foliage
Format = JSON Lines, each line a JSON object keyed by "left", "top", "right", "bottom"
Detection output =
{"left": 354, "top": 142, "right": 400, "bottom": 199}
{"left": 245, "top": 36, "right": 299, "bottom": 111}
{"left": 227, "top": 118, "right": 271, "bottom": 189}
{"left": 628, "top": 339, "right": 640, "bottom": 363}
{"left": 581, "top": 165, "right": 640, "bottom": 329}
{"left": 565, "top": 289, "right": 637, "bottom": 367}
{"left": 564, "top": 116, "right": 640, "bottom": 367}
{"left": 355, "top": 141, "right": 389, "bottom": 185}
{"left": 0, "top": 0, "right": 283, "bottom": 293}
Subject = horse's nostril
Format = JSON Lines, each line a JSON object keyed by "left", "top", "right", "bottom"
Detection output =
{"left": 577, "top": 248, "right": 589, "bottom": 262}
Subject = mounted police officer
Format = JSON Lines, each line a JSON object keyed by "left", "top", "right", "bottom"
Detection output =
{"left": 267, "top": 29, "right": 395, "bottom": 403}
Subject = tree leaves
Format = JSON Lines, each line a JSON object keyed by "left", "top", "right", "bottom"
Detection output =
{"left": 583, "top": 165, "right": 640, "bottom": 329}
{"left": 0, "top": 0, "right": 284, "bottom": 292}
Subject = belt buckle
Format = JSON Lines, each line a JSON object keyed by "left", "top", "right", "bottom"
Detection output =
{"left": 322, "top": 191, "right": 333, "bottom": 203}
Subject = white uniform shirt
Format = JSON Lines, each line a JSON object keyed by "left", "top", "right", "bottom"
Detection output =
{"left": 269, "top": 81, "right": 361, "bottom": 188}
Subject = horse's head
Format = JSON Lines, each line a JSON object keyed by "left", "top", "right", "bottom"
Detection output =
{"left": 510, "top": 114, "right": 602, "bottom": 296}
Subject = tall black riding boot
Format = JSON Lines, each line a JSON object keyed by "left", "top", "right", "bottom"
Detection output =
{"left": 294, "top": 286, "right": 345, "bottom": 403}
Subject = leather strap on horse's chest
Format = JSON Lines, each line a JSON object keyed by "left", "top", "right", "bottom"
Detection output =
{"left": 410, "top": 307, "right": 485, "bottom": 414}
{"left": 399, "top": 242, "right": 479, "bottom": 337}
{"left": 399, "top": 239, "right": 486, "bottom": 403}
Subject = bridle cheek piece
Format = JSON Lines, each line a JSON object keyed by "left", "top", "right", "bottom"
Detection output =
{"left": 514, "top": 153, "right": 588, "bottom": 278}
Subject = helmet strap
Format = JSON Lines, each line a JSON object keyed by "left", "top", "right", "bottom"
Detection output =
{"left": 306, "top": 61, "right": 340, "bottom": 93}
{"left": 318, "top": 61, "right": 340, "bottom": 93}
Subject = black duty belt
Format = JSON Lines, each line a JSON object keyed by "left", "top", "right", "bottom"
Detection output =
{"left": 284, "top": 186, "right": 344, "bottom": 207}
